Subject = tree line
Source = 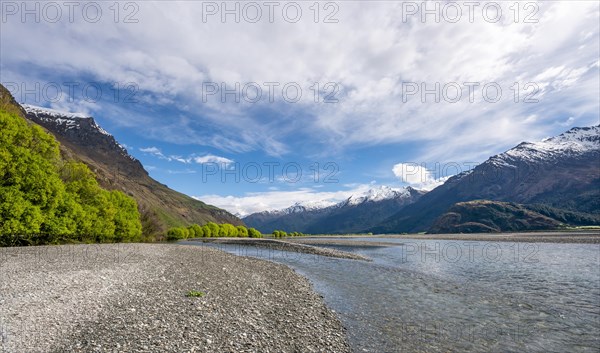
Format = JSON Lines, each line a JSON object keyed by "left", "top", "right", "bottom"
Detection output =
{"left": 0, "top": 108, "right": 142, "bottom": 246}
{"left": 0, "top": 99, "right": 311, "bottom": 246}
{"left": 272, "top": 230, "right": 307, "bottom": 238}
{"left": 167, "top": 222, "right": 263, "bottom": 240}
{"left": 167, "top": 225, "right": 310, "bottom": 240}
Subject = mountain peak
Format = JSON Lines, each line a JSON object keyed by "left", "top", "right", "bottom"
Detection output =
{"left": 21, "top": 103, "right": 136, "bottom": 163}
{"left": 546, "top": 125, "right": 600, "bottom": 146}
{"left": 243, "top": 184, "right": 425, "bottom": 234}
{"left": 279, "top": 200, "right": 337, "bottom": 214}
{"left": 345, "top": 185, "right": 411, "bottom": 206}
{"left": 491, "top": 125, "right": 599, "bottom": 166}
{"left": 1, "top": 84, "right": 242, "bottom": 239}
{"left": 21, "top": 104, "right": 90, "bottom": 119}
{"left": 22, "top": 104, "right": 113, "bottom": 137}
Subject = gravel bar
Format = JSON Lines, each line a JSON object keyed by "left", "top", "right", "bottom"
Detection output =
{"left": 193, "top": 238, "right": 371, "bottom": 261}
{"left": 283, "top": 238, "right": 401, "bottom": 247}
{"left": 286, "top": 231, "right": 600, "bottom": 244}
{"left": 376, "top": 231, "right": 600, "bottom": 243}
{"left": 0, "top": 244, "right": 351, "bottom": 353}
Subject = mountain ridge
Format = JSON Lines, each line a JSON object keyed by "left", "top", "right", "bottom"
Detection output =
{"left": 243, "top": 185, "right": 425, "bottom": 234}
{"left": 19, "top": 101, "right": 242, "bottom": 237}
{"left": 371, "top": 125, "right": 600, "bottom": 234}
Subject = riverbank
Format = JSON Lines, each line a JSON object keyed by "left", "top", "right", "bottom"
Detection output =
{"left": 0, "top": 244, "right": 351, "bottom": 353}
{"left": 191, "top": 238, "right": 371, "bottom": 261}
{"left": 380, "top": 230, "right": 600, "bottom": 243}
{"left": 286, "top": 230, "right": 600, "bottom": 244}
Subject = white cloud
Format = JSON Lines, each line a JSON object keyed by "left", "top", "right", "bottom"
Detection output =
{"left": 167, "top": 169, "right": 197, "bottom": 175}
{"left": 171, "top": 156, "right": 189, "bottom": 164}
{"left": 140, "top": 147, "right": 160, "bottom": 154}
{"left": 139, "top": 146, "right": 168, "bottom": 160}
{"left": 139, "top": 148, "right": 234, "bottom": 166}
{"left": 192, "top": 155, "right": 234, "bottom": 166}
{"left": 195, "top": 184, "right": 375, "bottom": 217}
{"left": 392, "top": 163, "right": 450, "bottom": 191}
{"left": 1, "top": 1, "right": 598, "bottom": 163}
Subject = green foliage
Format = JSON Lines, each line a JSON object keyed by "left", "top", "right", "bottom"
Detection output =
{"left": 220, "top": 223, "right": 237, "bottom": 237}
{"left": 166, "top": 223, "right": 263, "bottom": 239}
{"left": 201, "top": 224, "right": 212, "bottom": 237}
{"left": 236, "top": 225, "right": 248, "bottom": 237}
{"left": 429, "top": 200, "right": 569, "bottom": 234}
{"left": 108, "top": 190, "right": 143, "bottom": 242}
{"left": 189, "top": 224, "right": 203, "bottom": 237}
{"left": 272, "top": 230, "right": 288, "bottom": 238}
{"left": 166, "top": 227, "right": 188, "bottom": 240}
{"left": 185, "top": 290, "right": 205, "bottom": 297}
{"left": 206, "top": 222, "right": 220, "bottom": 237}
{"left": 524, "top": 203, "right": 600, "bottom": 226}
{"left": 248, "top": 227, "right": 262, "bottom": 238}
{"left": 270, "top": 229, "right": 308, "bottom": 238}
{"left": 0, "top": 109, "right": 142, "bottom": 246}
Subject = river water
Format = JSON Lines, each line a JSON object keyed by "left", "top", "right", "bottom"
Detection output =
{"left": 184, "top": 238, "right": 600, "bottom": 353}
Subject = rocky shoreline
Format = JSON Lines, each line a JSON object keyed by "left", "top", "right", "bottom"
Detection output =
{"left": 279, "top": 231, "right": 600, "bottom": 244}
{"left": 0, "top": 244, "right": 351, "bottom": 353}
{"left": 378, "top": 231, "right": 600, "bottom": 243}
{"left": 191, "top": 238, "right": 371, "bottom": 261}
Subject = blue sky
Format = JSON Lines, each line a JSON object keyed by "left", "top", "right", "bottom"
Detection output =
{"left": 1, "top": 1, "right": 599, "bottom": 215}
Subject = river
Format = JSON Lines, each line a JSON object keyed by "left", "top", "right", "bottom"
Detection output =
{"left": 184, "top": 237, "right": 600, "bottom": 353}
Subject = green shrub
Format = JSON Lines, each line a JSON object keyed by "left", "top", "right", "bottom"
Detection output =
{"left": 167, "top": 223, "right": 264, "bottom": 239}
{"left": 218, "top": 223, "right": 237, "bottom": 237}
{"left": 0, "top": 109, "right": 142, "bottom": 246}
{"left": 272, "top": 230, "right": 288, "bottom": 238}
{"left": 166, "top": 227, "right": 188, "bottom": 240}
{"left": 206, "top": 222, "right": 220, "bottom": 237}
{"left": 201, "top": 224, "right": 211, "bottom": 237}
{"left": 248, "top": 228, "right": 262, "bottom": 238}
{"left": 185, "top": 290, "right": 205, "bottom": 297}
{"left": 236, "top": 225, "right": 248, "bottom": 237}
{"left": 191, "top": 224, "right": 203, "bottom": 237}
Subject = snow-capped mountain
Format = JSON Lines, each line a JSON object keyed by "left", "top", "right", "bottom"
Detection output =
{"left": 343, "top": 185, "right": 411, "bottom": 206}
{"left": 243, "top": 186, "right": 425, "bottom": 234}
{"left": 491, "top": 125, "right": 600, "bottom": 166}
{"left": 372, "top": 125, "right": 600, "bottom": 234}
{"left": 251, "top": 185, "right": 416, "bottom": 217}
{"left": 243, "top": 201, "right": 335, "bottom": 220}
{"left": 21, "top": 104, "right": 90, "bottom": 119}
{"left": 272, "top": 200, "right": 338, "bottom": 216}
{"left": 17, "top": 101, "right": 241, "bottom": 233}
{"left": 22, "top": 104, "right": 136, "bottom": 162}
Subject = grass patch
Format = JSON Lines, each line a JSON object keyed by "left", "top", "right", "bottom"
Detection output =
{"left": 185, "top": 290, "right": 205, "bottom": 298}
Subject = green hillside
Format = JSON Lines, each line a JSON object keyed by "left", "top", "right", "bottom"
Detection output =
{"left": 428, "top": 200, "right": 600, "bottom": 234}
{"left": 0, "top": 87, "right": 142, "bottom": 246}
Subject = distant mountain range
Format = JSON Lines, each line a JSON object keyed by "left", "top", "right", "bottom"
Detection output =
{"left": 245, "top": 125, "right": 600, "bottom": 234}
{"left": 372, "top": 125, "right": 600, "bottom": 233}
{"left": 243, "top": 185, "right": 425, "bottom": 234}
{"left": 8, "top": 81, "right": 599, "bottom": 236}
{"left": 20, "top": 102, "right": 241, "bottom": 237}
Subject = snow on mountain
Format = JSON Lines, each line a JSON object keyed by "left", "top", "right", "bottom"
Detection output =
{"left": 21, "top": 104, "right": 90, "bottom": 119}
{"left": 344, "top": 185, "right": 411, "bottom": 206}
{"left": 21, "top": 104, "right": 136, "bottom": 161}
{"left": 258, "top": 185, "right": 416, "bottom": 216}
{"left": 22, "top": 104, "right": 112, "bottom": 136}
{"left": 268, "top": 200, "right": 338, "bottom": 216}
{"left": 491, "top": 125, "right": 599, "bottom": 166}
